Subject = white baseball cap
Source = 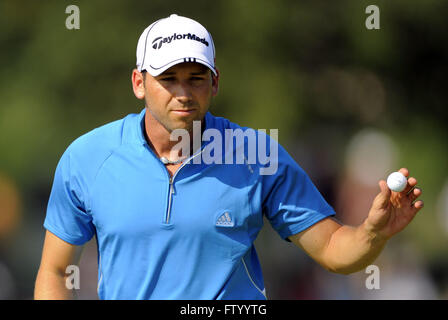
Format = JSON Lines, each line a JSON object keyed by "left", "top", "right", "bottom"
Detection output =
{"left": 136, "top": 14, "right": 216, "bottom": 77}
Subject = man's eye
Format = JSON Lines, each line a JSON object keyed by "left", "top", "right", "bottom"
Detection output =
{"left": 160, "top": 77, "right": 176, "bottom": 81}
{"left": 191, "top": 77, "right": 205, "bottom": 81}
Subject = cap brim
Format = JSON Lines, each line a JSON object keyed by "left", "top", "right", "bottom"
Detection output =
{"left": 144, "top": 52, "right": 216, "bottom": 77}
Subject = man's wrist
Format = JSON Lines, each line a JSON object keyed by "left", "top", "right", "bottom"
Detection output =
{"left": 360, "top": 220, "right": 388, "bottom": 247}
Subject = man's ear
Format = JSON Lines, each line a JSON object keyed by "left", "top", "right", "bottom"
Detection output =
{"left": 211, "top": 67, "right": 220, "bottom": 97}
{"left": 132, "top": 69, "right": 146, "bottom": 100}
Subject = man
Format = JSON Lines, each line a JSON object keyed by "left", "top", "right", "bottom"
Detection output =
{"left": 35, "top": 14, "right": 423, "bottom": 300}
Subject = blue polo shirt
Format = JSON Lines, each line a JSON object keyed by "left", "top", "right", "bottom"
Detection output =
{"left": 44, "top": 108, "right": 335, "bottom": 300}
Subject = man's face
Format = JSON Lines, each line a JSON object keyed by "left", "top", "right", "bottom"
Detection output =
{"left": 140, "top": 62, "right": 218, "bottom": 133}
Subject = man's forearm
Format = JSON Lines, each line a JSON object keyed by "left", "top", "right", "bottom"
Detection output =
{"left": 34, "top": 268, "right": 75, "bottom": 300}
{"left": 323, "top": 221, "right": 388, "bottom": 275}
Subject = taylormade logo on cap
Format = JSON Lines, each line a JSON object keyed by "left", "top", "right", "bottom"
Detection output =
{"left": 152, "top": 33, "right": 209, "bottom": 50}
{"left": 136, "top": 14, "right": 216, "bottom": 77}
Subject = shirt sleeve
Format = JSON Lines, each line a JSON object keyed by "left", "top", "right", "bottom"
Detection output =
{"left": 43, "top": 149, "right": 95, "bottom": 245}
{"left": 262, "top": 144, "right": 335, "bottom": 241}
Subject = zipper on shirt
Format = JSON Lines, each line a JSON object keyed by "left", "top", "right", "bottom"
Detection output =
{"left": 165, "top": 176, "right": 174, "bottom": 224}
{"left": 163, "top": 149, "right": 205, "bottom": 225}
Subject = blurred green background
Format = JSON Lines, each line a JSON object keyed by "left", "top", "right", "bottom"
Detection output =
{"left": 0, "top": 0, "right": 447, "bottom": 299}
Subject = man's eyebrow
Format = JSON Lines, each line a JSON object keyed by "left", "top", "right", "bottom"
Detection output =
{"left": 191, "top": 70, "right": 208, "bottom": 75}
{"left": 159, "top": 71, "right": 175, "bottom": 76}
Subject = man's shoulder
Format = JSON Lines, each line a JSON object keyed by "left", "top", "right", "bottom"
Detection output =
{"left": 63, "top": 111, "right": 140, "bottom": 168}
{"left": 209, "top": 113, "right": 280, "bottom": 147}
{"left": 208, "top": 112, "right": 261, "bottom": 133}
{"left": 70, "top": 118, "right": 124, "bottom": 153}
{"left": 208, "top": 112, "right": 295, "bottom": 177}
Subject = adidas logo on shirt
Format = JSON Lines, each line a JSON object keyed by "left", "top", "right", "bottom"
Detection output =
{"left": 215, "top": 212, "right": 234, "bottom": 227}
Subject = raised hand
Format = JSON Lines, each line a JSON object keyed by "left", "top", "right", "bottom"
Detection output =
{"left": 365, "top": 168, "right": 424, "bottom": 240}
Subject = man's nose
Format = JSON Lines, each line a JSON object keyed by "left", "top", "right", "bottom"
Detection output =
{"left": 174, "top": 82, "right": 193, "bottom": 102}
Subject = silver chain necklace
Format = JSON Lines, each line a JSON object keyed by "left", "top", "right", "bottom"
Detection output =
{"left": 160, "top": 156, "right": 187, "bottom": 165}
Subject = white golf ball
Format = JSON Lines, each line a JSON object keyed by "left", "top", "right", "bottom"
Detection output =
{"left": 387, "top": 172, "right": 407, "bottom": 192}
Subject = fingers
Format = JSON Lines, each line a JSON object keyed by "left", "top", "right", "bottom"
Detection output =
{"left": 413, "top": 200, "right": 424, "bottom": 210}
{"left": 389, "top": 168, "right": 424, "bottom": 211}
{"left": 398, "top": 168, "right": 409, "bottom": 178}
{"left": 398, "top": 168, "right": 423, "bottom": 210}
{"left": 403, "top": 177, "right": 417, "bottom": 194}
{"left": 379, "top": 179, "right": 390, "bottom": 195}
{"left": 410, "top": 200, "right": 424, "bottom": 217}
{"left": 401, "top": 199, "right": 424, "bottom": 227}
{"left": 375, "top": 180, "right": 391, "bottom": 208}
{"left": 396, "top": 168, "right": 417, "bottom": 194}
{"left": 408, "top": 187, "right": 422, "bottom": 203}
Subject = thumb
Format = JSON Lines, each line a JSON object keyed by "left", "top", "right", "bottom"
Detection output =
{"left": 372, "top": 180, "right": 391, "bottom": 210}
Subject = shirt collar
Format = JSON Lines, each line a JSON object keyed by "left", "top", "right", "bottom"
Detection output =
{"left": 135, "top": 107, "right": 217, "bottom": 147}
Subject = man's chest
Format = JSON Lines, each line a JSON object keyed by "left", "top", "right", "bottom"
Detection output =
{"left": 88, "top": 157, "right": 263, "bottom": 257}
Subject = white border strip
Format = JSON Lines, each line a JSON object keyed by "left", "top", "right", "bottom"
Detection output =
{"left": 97, "top": 254, "right": 103, "bottom": 296}
{"left": 241, "top": 257, "right": 267, "bottom": 299}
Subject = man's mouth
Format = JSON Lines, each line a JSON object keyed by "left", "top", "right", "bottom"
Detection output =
{"left": 171, "top": 108, "right": 197, "bottom": 116}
